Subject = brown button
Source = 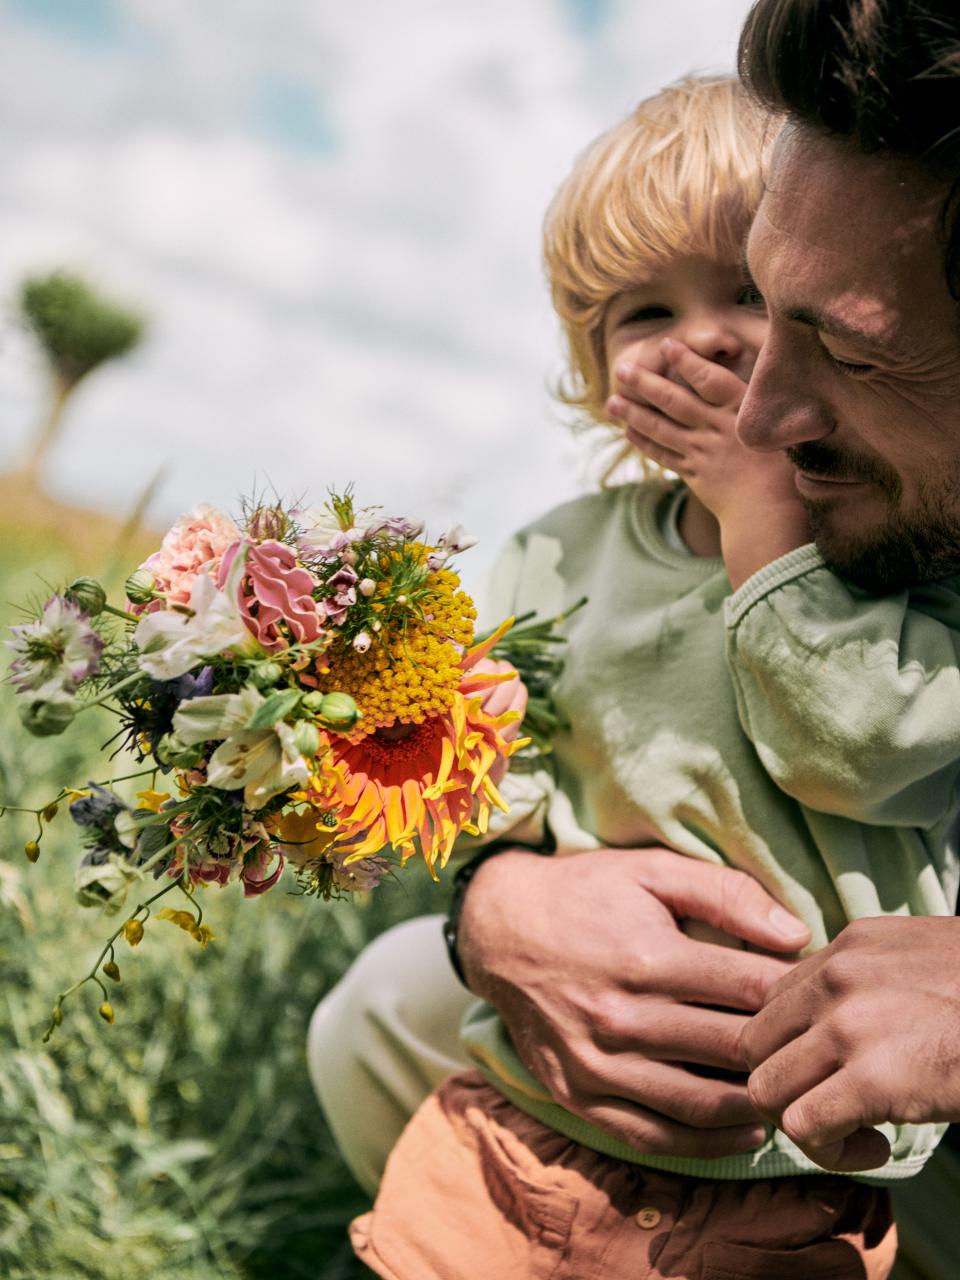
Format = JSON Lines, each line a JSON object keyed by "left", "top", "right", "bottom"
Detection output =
{"left": 636, "top": 1206, "right": 662, "bottom": 1229}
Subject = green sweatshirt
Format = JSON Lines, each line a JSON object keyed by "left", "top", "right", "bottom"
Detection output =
{"left": 461, "top": 480, "right": 960, "bottom": 1182}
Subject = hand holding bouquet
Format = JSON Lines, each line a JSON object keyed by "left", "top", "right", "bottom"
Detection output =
{"left": 4, "top": 491, "right": 572, "bottom": 1036}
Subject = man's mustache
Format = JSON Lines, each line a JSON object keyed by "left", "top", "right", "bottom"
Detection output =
{"left": 786, "top": 442, "right": 898, "bottom": 491}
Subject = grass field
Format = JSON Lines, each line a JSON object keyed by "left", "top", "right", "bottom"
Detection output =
{"left": 0, "top": 497, "right": 448, "bottom": 1278}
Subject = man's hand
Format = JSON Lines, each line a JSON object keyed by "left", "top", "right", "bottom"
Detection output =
{"left": 458, "top": 846, "right": 810, "bottom": 1158}
{"left": 742, "top": 916, "right": 960, "bottom": 1172}
{"left": 606, "top": 338, "right": 809, "bottom": 587}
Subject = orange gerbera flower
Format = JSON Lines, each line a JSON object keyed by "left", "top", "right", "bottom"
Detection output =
{"left": 299, "top": 619, "right": 528, "bottom": 877}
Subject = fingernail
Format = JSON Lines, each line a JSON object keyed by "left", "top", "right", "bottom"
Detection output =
{"left": 733, "top": 1126, "right": 768, "bottom": 1153}
{"left": 661, "top": 337, "right": 679, "bottom": 357}
{"left": 607, "top": 395, "right": 626, "bottom": 417}
{"left": 768, "top": 904, "right": 806, "bottom": 938}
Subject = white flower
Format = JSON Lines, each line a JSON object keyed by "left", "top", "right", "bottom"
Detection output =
{"left": 173, "top": 684, "right": 309, "bottom": 808}
{"left": 8, "top": 594, "right": 103, "bottom": 694}
{"left": 134, "top": 548, "right": 257, "bottom": 680}
{"left": 437, "top": 524, "right": 478, "bottom": 554}
{"left": 297, "top": 507, "right": 363, "bottom": 557}
{"left": 427, "top": 524, "right": 479, "bottom": 570}
{"left": 352, "top": 630, "right": 372, "bottom": 653}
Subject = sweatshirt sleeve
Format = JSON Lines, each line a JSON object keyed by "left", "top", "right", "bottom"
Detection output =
{"left": 724, "top": 545, "right": 960, "bottom": 827}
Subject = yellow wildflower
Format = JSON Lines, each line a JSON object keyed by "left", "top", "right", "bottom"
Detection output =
{"left": 136, "top": 788, "right": 171, "bottom": 812}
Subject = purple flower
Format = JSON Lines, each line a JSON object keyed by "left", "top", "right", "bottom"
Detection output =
{"left": 167, "top": 665, "right": 214, "bottom": 701}
{"left": 362, "top": 516, "right": 425, "bottom": 541}
{"left": 70, "top": 783, "right": 125, "bottom": 832}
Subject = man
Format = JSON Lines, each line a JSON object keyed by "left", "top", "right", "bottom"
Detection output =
{"left": 729, "top": 0, "right": 960, "bottom": 1173}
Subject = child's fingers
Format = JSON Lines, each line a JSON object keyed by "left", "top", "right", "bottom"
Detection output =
{"left": 618, "top": 419, "right": 687, "bottom": 473}
{"left": 607, "top": 395, "right": 694, "bottom": 462}
{"left": 661, "top": 338, "right": 747, "bottom": 407}
{"left": 612, "top": 363, "right": 719, "bottom": 431}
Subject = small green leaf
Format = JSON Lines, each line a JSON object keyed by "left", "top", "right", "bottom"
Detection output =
{"left": 245, "top": 689, "right": 301, "bottom": 730}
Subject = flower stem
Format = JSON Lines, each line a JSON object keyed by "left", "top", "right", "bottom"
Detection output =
{"left": 101, "top": 602, "right": 139, "bottom": 623}
{"left": 77, "top": 671, "right": 143, "bottom": 713}
{"left": 43, "top": 875, "right": 184, "bottom": 1042}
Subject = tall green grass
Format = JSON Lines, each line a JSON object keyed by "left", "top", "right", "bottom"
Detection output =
{"left": 0, "top": 537, "right": 447, "bottom": 1277}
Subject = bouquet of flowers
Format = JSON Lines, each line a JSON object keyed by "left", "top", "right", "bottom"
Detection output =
{"left": 5, "top": 492, "right": 574, "bottom": 1036}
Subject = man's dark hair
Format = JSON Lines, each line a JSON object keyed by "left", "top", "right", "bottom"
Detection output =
{"left": 738, "top": 0, "right": 960, "bottom": 293}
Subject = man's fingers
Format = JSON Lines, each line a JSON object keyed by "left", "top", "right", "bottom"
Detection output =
{"left": 795, "top": 1128, "right": 892, "bottom": 1174}
{"left": 746, "top": 1027, "right": 837, "bottom": 1120}
{"left": 778, "top": 1070, "right": 877, "bottom": 1153}
{"left": 662, "top": 337, "right": 747, "bottom": 407}
{"left": 653, "top": 941, "right": 797, "bottom": 1014}
{"left": 595, "top": 1003, "right": 754, "bottom": 1071}
{"left": 583, "top": 1099, "right": 767, "bottom": 1159}
{"left": 633, "top": 853, "right": 810, "bottom": 954}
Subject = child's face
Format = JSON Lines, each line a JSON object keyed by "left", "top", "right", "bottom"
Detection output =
{"left": 602, "top": 253, "right": 768, "bottom": 396}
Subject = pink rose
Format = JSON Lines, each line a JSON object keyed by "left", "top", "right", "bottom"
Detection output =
{"left": 136, "top": 504, "right": 242, "bottom": 612}
{"left": 218, "top": 538, "right": 325, "bottom": 653}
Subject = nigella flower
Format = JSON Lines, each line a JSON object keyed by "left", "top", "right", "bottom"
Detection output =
{"left": 7, "top": 594, "right": 102, "bottom": 695}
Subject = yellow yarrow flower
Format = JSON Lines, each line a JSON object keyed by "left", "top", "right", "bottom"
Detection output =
{"left": 319, "top": 548, "right": 476, "bottom": 738}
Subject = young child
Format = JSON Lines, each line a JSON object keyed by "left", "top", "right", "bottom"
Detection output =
{"left": 348, "top": 76, "right": 958, "bottom": 1279}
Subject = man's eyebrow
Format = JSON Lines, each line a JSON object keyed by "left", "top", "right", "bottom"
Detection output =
{"left": 784, "top": 305, "right": 889, "bottom": 354}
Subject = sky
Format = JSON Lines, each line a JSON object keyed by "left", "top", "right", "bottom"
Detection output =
{"left": 0, "top": 0, "right": 755, "bottom": 592}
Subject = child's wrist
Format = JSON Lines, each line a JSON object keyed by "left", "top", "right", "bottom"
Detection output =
{"left": 720, "top": 508, "right": 811, "bottom": 590}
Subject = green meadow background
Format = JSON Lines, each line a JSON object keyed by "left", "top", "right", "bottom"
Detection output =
{"left": 0, "top": 484, "right": 445, "bottom": 1277}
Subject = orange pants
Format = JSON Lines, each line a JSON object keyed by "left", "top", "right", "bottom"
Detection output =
{"left": 352, "top": 1070, "right": 897, "bottom": 1280}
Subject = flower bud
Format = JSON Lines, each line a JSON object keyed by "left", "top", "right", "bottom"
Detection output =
{"left": 24, "top": 840, "right": 40, "bottom": 863}
{"left": 301, "top": 690, "right": 326, "bottom": 713}
{"left": 352, "top": 631, "right": 372, "bottom": 654}
{"left": 318, "top": 691, "right": 362, "bottom": 728}
{"left": 124, "top": 918, "right": 144, "bottom": 946}
{"left": 293, "top": 720, "right": 322, "bottom": 757}
{"left": 42, "top": 802, "right": 59, "bottom": 821}
{"left": 125, "top": 568, "right": 157, "bottom": 605}
{"left": 51, "top": 1005, "right": 63, "bottom": 1026}
{"left": 248, "top": 505, "right": 288, "bottom": 542}
{"left": 98, "top": 1001, "right": 115, "bottom": 1024}
{"left": 103, "top": 960, "right": 121, "bottom": 982}
{"left": 250, "top": 660, "right": 283, "bottom": 690}
{"left": 65, "top": 576, "right": 107, "bottom": 617}
{"left": 20, "top": 693, "right": 76, "bottom": 737}
{"left": 359, "top": 578, "right": 376, "bottom": 597}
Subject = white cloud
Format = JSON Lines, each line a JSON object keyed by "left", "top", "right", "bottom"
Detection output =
{"left": 0, "top": 0, "right": 755, "bottom": 590}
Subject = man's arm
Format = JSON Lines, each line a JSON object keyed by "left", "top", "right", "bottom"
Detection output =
{"left": 458, "top": 844, "right": 810, "bottom": 1158}
{"left": 742, "top": 915, "right": 960, "bottom": 1171}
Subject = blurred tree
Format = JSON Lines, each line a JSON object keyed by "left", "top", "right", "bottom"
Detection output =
{"left": 16, "top": 270, "right": 146, "bottom": 488}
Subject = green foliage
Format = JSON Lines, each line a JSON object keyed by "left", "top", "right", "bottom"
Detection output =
{"left": 0, "top": 541, "right": 447, "bottom": 1277}
{"left": 19, "top": 271, "right": 145, "bottom": 388}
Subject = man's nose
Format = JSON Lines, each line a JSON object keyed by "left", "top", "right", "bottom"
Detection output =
{"left": 737, "top": 339, "right": 833, "bottom": 452}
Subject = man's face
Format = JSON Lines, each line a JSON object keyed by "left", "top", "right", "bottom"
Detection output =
{"left": 740, "top": 124, "right": 960, "bottom": 592}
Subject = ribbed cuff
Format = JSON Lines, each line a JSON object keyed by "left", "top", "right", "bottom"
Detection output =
{"left": 724, "top": 544, "right": 826, "bottom": 628}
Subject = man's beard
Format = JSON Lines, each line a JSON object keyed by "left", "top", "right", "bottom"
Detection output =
{"left": 788, "top": 442, "right": 960, "bottom": 593}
